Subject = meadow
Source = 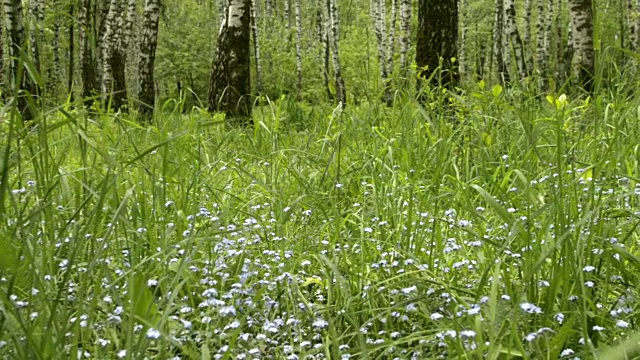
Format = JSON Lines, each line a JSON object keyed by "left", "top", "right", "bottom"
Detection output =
{"left": 1, "top": 82, "right": 639, "bottom": 359}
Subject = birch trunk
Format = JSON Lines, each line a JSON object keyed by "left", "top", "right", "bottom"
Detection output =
{"left": 328, "top": 0, "right": 346, "bottom": 105}
{"left": 295, "top": 0, "right": 302, "bottom": 99}
{"left": 373, "top": 0, "right": 391, "bottom": 104}
{"left": 139, "top": 0, "right": 160, "bottom": 119}
{"left": 102, "top": 0, "right": 127, "bottom": 111}
{"left": 4, "top": 0, "right": 37, "bottom": 119}
{"left": 28, "top": 0, "right": 44, "bottom": 77}
{"left": 569, "top": 0, "right": 594, "bottom": 92}
{"left": 52, "top": 0, "right": 61, "bottom": 94}
{"left": 559, "top": 18, "right": 574, "bottom": 86}
{"left": 251, "top": 0, "right": 263, "bottom": 93}
{"left": 388, "top": 0, "right": 398, "bottom": 78}
{"left": 544, "top": 0, "right": 554, "bottom": 79}
{"left": 284, "top": 0, "right": 290, "bottom": 30}
{"left": 416, "top": 0, "right": 459, "bottom": 89}
{"left": 68, "top": 1, "right": 75, "bottom": 99}
{"left": 536, "top": 0, "right": 546, "bottom": 79}
{"left": 493, "top": 0, "right": 510, "bottom": 84}
{"left": 459, "top": 0, "right": 468, "bottom": 77}
{"left": 0, "top": 4, "right": 4, "bottom": 94}
{"left": 208, "top": 0, "right": 253, "bottom": 123}
{"left": 399, "top": 0, "right": 411, "bottom": 75}
{"left": 505, "top": 0, "right": 528, "bottom": 80}
{"left": 319, "top": 0, "right": 332, "bottom": 100}
{"left": 523, "top": 0, "right": 533, "bottom": 72}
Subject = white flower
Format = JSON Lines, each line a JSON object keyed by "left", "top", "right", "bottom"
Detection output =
{"left": 146, "top": 328, "right": 161, "bottom": 339}
{"left": 560, "top": 348, "right": 575, "bottom": 357}
{"left": 520, "top": 302, "right": 543, "bottom": 314}
{"left": 459, "top": 330, "right": 476, "bottom": 338}
{"left": 117, "top": 350, "right": 127, "bottom": 358}
{"left": 313, "top": 319, "right": 329, "bottom": 329}
{"left": 430, "top": 312, "right": 444, "bottom": 320}
{"left": 583, "top": 265, "right": 596, "bottom": 272}
{"left": 616, "top": 320, "right": 629, "bottom": 328}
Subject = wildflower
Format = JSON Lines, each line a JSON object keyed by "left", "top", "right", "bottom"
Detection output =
{"left": 146, "top": 328, "right": 161, "bottom": 339}
{"left": 583, "top": 265, "right": 596, "bottom": 272}
{"left": 313, "top": 319, "right": 329, "bottom": 329}
{"left": 459, "top": 330, "right": 476, "bottom": 338}
{"left": 117, "top": 350, "right": 127, "bottom": 359}
{"left": 616, "top": 320, "right": 629, "bottom": 328}
{"left": 592, "top": 325, "right": 605, "bottom": 332}
{"left": 219, "top": 306, "right": 236, "bottom": 317}
{"left": 560, "top": 349, "right": 575, "bottom": 357}
{"left": 520, "top": 302, "right": 543, "bottom": 314}
{"left": 430, "top": 312, "right": 444, "bottom": 320}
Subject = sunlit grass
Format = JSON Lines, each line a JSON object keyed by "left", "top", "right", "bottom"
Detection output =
{"left": 1, "top": 84, "right": 639, "bottom": 359}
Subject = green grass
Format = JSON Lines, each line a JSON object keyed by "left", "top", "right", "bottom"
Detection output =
{"left": 1, "top": 84, "right": 639, "bottom": 359}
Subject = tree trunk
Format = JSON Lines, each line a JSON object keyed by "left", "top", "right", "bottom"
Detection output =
{"left": 0, "top": 4, "right": 4, "bottom": 96}
{"left": 328, "top": 0, "right": 346, "bottom": 105}
{"left": 399, "top": 0, "right": 411, "bottom": 75}
{"left": 51, "top": 0, "right": 61, "bottom": 95}
{"left": 102, "top": 0, "right": 127, "bottom": 111}
{"left": 28, "top": 0, "right": 44, "bottom": 78}
{"left": 68, "top": 0, "right": 75, "bottom": 100}
{"left": 569, "top": 0, "right": 594, "bottom": 93}
{"left": 251, "top": 0, "right": 263, "bottom": 93}
{"left": 4, "top": 0, "right": 37, "bottom": 119}
{"left": 524, "top": 0, "right": 534, "bottom": 72}
{"left": 318, "top": 0, "right": 332, "bottom": 100}
{"left": 417, "top": 0, "right": 459, "bottom": 89}
{"left": 80, "top": 0, "right": 99, "bottom": 106}
{"left": 139, "top": 0, "right": 160, "bottom": 119}
{"left": 388, "top": 0, "right": 398, "bottom": 78}
{"left": 634, "top": 0, "right": 640, "bottom": 51}
{"left": 208, "top": 0, "right": 253, "bottom": 123}
{"left": 505, "top": 0, "right": 528, "bottom": 80}
{"left": 373, "top": 0, "right": 392, "bottom": 104}
{"left": 284, "top": 0, "right": 290, "bottom": 29}
{"left": 536, "top": 0, "right": 547, "bottom": 86}
{"left": 459, "top": 0, "right": 468, "bottom": 78}
{"left": 295, "top": 0, "right": 302, "bottom": 100}
{"left": 493, "top": 0, "right": 510, "bottom": 85}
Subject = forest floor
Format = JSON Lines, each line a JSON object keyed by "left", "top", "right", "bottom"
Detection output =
{"left": 1, "top": 87, "right": 639, "bottom": 359}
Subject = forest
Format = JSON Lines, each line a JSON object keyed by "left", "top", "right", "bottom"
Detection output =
{"left": 1, "top": 0, "right": 640, "bottom": 358}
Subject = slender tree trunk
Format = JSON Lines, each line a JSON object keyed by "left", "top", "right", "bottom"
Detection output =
{"left": 524, "top": 0, "right": 534, "bottom": 72}
{"left": 209, "top": 0, "right": 253, "bottom": 123}
{"left": 68, "top": 0, "right": 75, "bottom": 100}
{"left": 251, "top": 0, "right": 263, "bottom": 94}
{"left": 102, "top": 0, "right": 127, "bottom": 111}
{"left": 284, "top": 0, "right": 290, "bottom": 29}
{"left": 544, "top": 0, "right": 554, "bottom": 80}
{"left": 318, "top": 0, "right": 332, "bottom": 100}
{"left": 328, "top": 0, "right": 346, "bottom": 105}
{"left": 29, "top": 0, "right": 44, "bottom": 78}
{"left": 399, "top": 0, "right": 411, "bottom": 75}
{"left": 536, "top": 0, "right": 547, "bottom": 85}
{"left": 4, "top": 0, "right": 37, "bottom": 119}
{"left": 559, "top": 18, "right": 574, "bottom": 87}
{"left": 569, "top": 0, "right": 594, "bottom": 92}
{"left": 505, "top": 0, "right": 528, "bottom": 80}
{"left": 80, "top": 0, "right": 99, "bottom": 106}
{"left": 295, "top": 0, "right": 302, "bottom": 100}
{"left": 139, "top": 0, "right": 160, "bottom": 119}
{"left": 493, "top": 0, "right": 509, "bottom": 84}
{"left": 416, "top": 0, "right": 459, "bottom": 89}
{"left": 51, "top": 0, "right": 61, "bottom": 95}
{"left": 459, "top": 0, "right": 468, "bottom": 78}
{"left": 388, "top": 0, "right": 398, "bottom": 78}
{"left": 373, "top": 0, "right": 392, "bottom": 104}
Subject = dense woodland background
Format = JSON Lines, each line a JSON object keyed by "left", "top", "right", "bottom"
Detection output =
{"left": 1, "top": 0, "right": 638, "bottom": 118}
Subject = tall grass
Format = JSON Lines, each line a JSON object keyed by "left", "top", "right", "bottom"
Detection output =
{"left": 0, "top": 77, "right": 639, "bottom": 359}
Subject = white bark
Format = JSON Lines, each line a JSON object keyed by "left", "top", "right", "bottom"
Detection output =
{"left": 252, "top": 0, "right": 263, "bottom": 93}
{"left": 295, "top": 0, "right": 302, "bottom": 99}
{"left": 328, "top": 0, "right": 346, "bottom": 104}
{"left": 399, "top": 0, "right": 411, "bottom": 75}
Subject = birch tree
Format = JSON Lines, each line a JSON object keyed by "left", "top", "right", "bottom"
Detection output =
{"left": 4, "top": 0, "right": 37, "bottom": 119}
{"left": 536, "top": 0, "right": 547, "bottom": 85}
{"left": 493, "top": 0, "right": 510, "bottom": 84}
{"left": 67, "top": 0, "right": 75, "bottom": 99}
{"left": 102, "top": 0, "right": 127, "bottom": 111}
{"left": 388, "top": 0, "right": 398, "bottom": 78}
{"left": 208, "top": 0, "right": 253, "bottom": 123}
{"left": 328, "top": 0, "right": 346, "bottom": 105}
{"left": 523, "top": 0, "right": 533, "bottom": 71}
{"left": 459, "top": 0, "right": 468, "bottom": 77}
{"left": 416, "top": 0, "right": 459, "bottom": 89}
{"left": 28, "top": 0, "right": 44, "bottom": 77}
{"left": 505, "top": 0, "right": 528, "bottom": 80}
{"left": 251, "top": 0, "right": 263, "bottom": 93}
{"left": 294, "top": 0, "right": 303, "bottom": 99}
{"left": 318, "top": 0, "right": 332, "bottom": 100}
{"left": 373, "top": 0, "right": 392, "bottom": 104}
{"left": 139, "top": 0, "right": 160, "bottom": 119}
{"left": 633, "top": 0, "right": 640, "bottom": 50}
{"left": 80, "top": 0, "right": 99, "bottom": 105}
{"left": 399, "top": 0, "right": 411, "bottom": 75}
{"left": 570, "top": 0, "right": 594, "bottom": 92}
